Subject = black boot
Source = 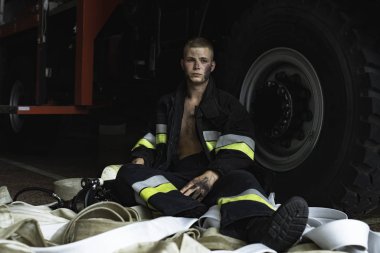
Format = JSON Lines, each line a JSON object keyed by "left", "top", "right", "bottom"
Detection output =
{"left": 246, "top": 196, "right": 308, "bottom": 252}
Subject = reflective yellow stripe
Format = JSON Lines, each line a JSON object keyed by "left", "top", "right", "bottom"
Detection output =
{"left": 216, "top": 142, "right": 254, "bottom": 160}
{"left": 156, "top": 133, "right": 167, "bottom": 144}
{"left": 206, "top": 141, "right": 217, "bottom": 151}
{"left": 216, "top": 134, "right": 255, "bottom": 151}
{"left": 132, "top": 138, "right": 155, "bottom": 150}
{"left": 218, "top": 194, "right": 275, "bottom": 210}
{"left": 140, "top": 182, "right": 177, "bottom": 202}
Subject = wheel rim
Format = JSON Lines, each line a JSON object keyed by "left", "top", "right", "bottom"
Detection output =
{"left": 9, "top": 81, "right": 25, "bottom": 133}
{"left": 240, "top": 47, "right": 324, "bottom": 172}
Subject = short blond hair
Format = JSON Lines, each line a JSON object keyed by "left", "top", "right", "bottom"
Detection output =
{"left": 183, "top": 37, "right": 214, "bottom": 60}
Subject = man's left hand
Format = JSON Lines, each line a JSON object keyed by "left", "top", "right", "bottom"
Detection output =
{"left": 180, "top": 170, "right": 219, "bottom": 201}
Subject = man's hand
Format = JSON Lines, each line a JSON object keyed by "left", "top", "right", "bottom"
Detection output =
{"left": 131, "top": 157, "right": 145, "bottom": 165}
{"left": 180, "top": 170, "right": 219, "bottom": 201}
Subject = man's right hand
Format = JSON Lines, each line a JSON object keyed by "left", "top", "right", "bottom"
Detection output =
{"left": 131, "top": 158, "right": 145, "bottom": 165}
{"left": 180, "top": 170, "right": 219, "bottom": 201}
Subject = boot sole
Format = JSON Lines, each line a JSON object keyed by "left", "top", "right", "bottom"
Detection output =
{"left": 262, "top": 196, "right": 309, "bottom": 252}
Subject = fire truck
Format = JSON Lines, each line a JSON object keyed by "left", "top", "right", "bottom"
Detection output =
{"left": 1, "top": 0, "right": 380, "bottom": 215}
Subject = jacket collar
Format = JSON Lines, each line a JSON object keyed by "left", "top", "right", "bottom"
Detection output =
{"left": 199, "top": 77, "right": 220, "bottom": 118}
{"left": 200, "top": 76, "right": 216, "bottom": 104}
{"left": 175, "top": 77, "right": 219, "bottom": 118}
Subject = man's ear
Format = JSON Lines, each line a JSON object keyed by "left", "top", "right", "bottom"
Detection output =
{"left": 211, "top": 61, "right": 216, "bottom": 72}
{"left": 180, "top": 59, "right": 185, "bottom": 70}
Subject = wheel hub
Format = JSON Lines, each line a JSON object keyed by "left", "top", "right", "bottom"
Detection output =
{"left": 255, "top": 80, "right": 293, "bottom": 139}
{"left": 255, "top": 72, "right": 312, "bottom": 148}
{"left": 240, "top": 47, "right": 323, "bottom": 172}
{"left": 9, "top": 81, "right": 25, "bottom": 133}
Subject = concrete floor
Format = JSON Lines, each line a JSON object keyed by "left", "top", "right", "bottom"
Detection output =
{"left": 1, "top": 117, "right": 380, "bottom": 232}
{"left": 1, "top": 116, "right": 137, "bottom": 201}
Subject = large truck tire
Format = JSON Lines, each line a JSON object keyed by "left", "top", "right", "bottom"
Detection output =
{"left": 216, "top": 0, "right": 380, "bottom": 215}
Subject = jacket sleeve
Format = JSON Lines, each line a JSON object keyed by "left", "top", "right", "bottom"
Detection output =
{"left": 130, "top": 124, "right": 156, "bottom": 167}
{"left": 207, "top": 94, "right": 256, "bottom": 176}
{"left": 130, "top": 95, "right": 169, "bottom": 167}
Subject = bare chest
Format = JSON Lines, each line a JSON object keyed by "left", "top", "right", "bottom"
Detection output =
{"left": 181, "top": 100, "right": 198, "bottom": 137}
{"left": 177, "top": 99, "right": 202, "bottom": 158}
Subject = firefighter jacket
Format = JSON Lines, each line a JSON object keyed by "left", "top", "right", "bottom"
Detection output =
{"left": 130, "top": 77, "right": 256, "bottom": 176}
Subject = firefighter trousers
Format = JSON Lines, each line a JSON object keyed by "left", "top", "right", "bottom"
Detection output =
{"left": 107, "top": 152, "right": 275, "bottom": 239}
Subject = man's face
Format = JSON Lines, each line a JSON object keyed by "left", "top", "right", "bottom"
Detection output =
{"left": 181, "top": 47, "right": 215, "bottom": 85}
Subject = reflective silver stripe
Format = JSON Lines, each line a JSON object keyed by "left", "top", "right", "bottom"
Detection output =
{"left": 132, "top": 132, "right": 156, "bottom": 150}
{"left": 219, "top": 189, "right": 275, "bottom": 209}
{"left": 143, "top": 132, "right": 156, "bottom": 145}
{"left": 203, "top": 131, "right": 221, "bottom": 141}
{"left": 156, "top": 124, "right": 167, "bottom": 134}
{"left": 132, "top": 175, "right": 169, "bottom": 193}
{"left": 134, "top": 192, "right": 145, "bottom": 206}
{"left": 216, "top": 134, "right": 255, "bottom": 151}
{"left": 234, "top": 189, "right": 271, "bottom": 203}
